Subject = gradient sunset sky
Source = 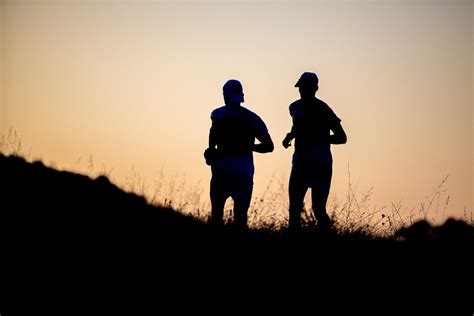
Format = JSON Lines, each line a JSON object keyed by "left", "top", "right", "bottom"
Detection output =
{"left": 1, "top": 0, "right": 472, "bottom": 221}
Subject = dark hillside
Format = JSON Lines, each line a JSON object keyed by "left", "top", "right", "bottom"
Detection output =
{"left": 1, "top": 154, "right": 473, "bottom": 313}
{"left": 0, "top": 154, "right": 208, "bottom": 248}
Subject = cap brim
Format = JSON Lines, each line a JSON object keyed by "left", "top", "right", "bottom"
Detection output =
{"left": 295, "top": 80, "right": 317, "bottom": 88}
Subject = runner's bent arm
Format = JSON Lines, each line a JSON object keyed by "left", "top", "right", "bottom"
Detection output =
{"left": 330, "top": 122, "right": 347, "bottom": 145}
{"left": 208, "top": 123, "right": 217, "bottom": 149}
{"left": 253, "top": 131, "right": 274, "bottom": 153}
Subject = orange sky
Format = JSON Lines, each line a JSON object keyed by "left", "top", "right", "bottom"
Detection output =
{"left": 1, "top": 0, "right": 472, "bottom": 222}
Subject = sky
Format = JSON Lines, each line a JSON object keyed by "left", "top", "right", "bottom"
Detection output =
{"left": 0, "top": 0, "right": 472, "bottom": 223}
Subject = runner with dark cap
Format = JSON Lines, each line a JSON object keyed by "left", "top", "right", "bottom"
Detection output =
{"left": 283, "top": 72, "right": 347, "bottom": 232}
{"left": 205, "top": 79, "right": 274, "bottom": 230}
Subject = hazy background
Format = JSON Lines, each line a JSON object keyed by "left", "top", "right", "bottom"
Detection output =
{"left": 1, "top": 0, "right": 472, "bottom": 221}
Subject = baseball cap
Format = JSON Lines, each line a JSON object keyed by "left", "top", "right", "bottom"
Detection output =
{"left": 223, "top": 79, "right": 244, "bottom": 103}
{"left": 295, "top": 72, "right": 319, "bottom": 87}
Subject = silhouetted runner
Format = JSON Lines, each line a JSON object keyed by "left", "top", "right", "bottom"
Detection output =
{"left": 205, "top": 79, "right": 274, "bottom": 230}
{"left": 282, "top": 72, "right": 347, "bottom": 232}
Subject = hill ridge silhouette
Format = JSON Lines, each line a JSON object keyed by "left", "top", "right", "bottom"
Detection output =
{"left": 2, "top": 153, "right": 474, "bottom": 245}
{"left": 0, "top": 154, "right": 209, "bottom": 244}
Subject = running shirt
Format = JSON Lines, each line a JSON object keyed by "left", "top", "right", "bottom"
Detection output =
{"left": 289, "top": 97, "right": 341, "bottom": 152}
{"left": 210, "top": 105, "right": 268, "bottom": 158}
{"left": 289, "top": 97, "right": 341, "bottom": 166}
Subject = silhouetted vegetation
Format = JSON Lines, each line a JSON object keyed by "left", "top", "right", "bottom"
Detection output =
{"left": 2, "top": 153, "right": 472, "bottom": 245}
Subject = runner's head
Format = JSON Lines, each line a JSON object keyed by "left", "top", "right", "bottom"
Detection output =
{"left": 295, "top": 72, "right": 318, "bottom": 98}
{"left": 223, "top": 79, "right": 244, "bottom": 105}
